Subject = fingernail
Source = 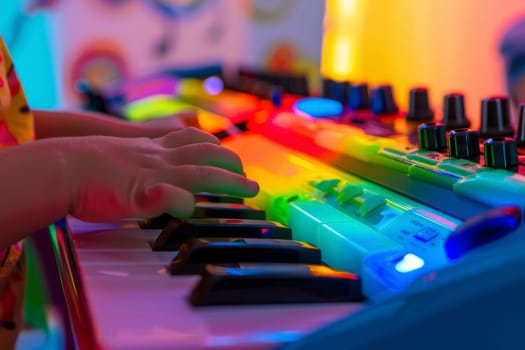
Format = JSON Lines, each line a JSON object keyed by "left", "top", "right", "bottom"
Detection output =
{"left": 247, "top": 179, "right": 259, "bottom": 193}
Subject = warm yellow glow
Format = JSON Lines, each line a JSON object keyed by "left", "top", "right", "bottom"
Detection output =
{"left": 321, "top": 0, "right": 522, "bottom": 123}
{"left": 336, "top": 0, "right": 358, "bottom": 16}
{"left": 195, "top": 109, "right": 232, "bottom": 134}
{"left": 325, "top": 0, "right": 359, "bottom": 22}
{"left": 322, "top": 0, "right": 366, "bottom": 81}
{"left": 322, "top": 32, "right": 354, "bottom": 79}
{"left": 332, "top": 36, "right": 352, "bottom": 73}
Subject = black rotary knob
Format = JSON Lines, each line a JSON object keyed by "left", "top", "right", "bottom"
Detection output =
{"left": 418, "top": 122, "right": 447, "bottom": 151}
{"left": 370, "top": 85, "right": 399, "bottom": 115}
{"left": 322, "top": 78, "right": 333, "bottom": 98}
{"left": 448, "top": 128, "right": 481, "bottom": 160}
{"left": 483, "top": 137, "right": 518, "bottom": 169}
{"left": 406, "top": 87, "right": 434, "bottom": 122}
{"left": 322, "top": 78, "right": 349, "bottom": 104}
{"left": 348, "top": 83, "right": 370, "bottom": 110}
{"left": 515, "top": 103, "right": 525, "bottom": 147}
{"left": 479, "top": 96, "right": 514, "bottom": 138}
{"left": 442, "top": 93, "right": 471, "bottom": 130}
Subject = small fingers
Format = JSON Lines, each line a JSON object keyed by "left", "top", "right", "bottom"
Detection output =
{"left": 167, "top": 143, "right": 245, "bottom": 175}
{"left": 158, "top": 127, "right": 219, "bottom": 148}
{"left": 136, "top": 183, "right": 196, "bottom": 219}
{"left": 163, "top": 165, "right": 259, "bottom": 198}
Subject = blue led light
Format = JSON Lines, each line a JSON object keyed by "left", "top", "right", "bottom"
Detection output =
{"left": 394, "top": 253, "right": 425, "bottom": 273}
{"left": 203, "top": 76, "right": 224, "bottom": 95}
{"left": 293, "top": 97, "right": 344, "bottom": 119}
{"left": 271, "top": 86, "right": 282, "bottom": 107}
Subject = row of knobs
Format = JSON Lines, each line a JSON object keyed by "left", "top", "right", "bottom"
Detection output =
{"left": 416, "top": 93, "right": 525, "bottom": 169}
{"left": 405, "top": 88, "right": 517, "bottom": 141}
{"left": 418, "top": 122, "right": 520, "bottom": 169}
{"left": 322, "top": 79, "right": 523, "bottom": 169}
{"left": 323, "top": 79, "right": 524, "bottom": 169}
{"left": 323, "top": 79, "right": 521, "bottom": 141}
{"left": 323, "top": 79, "right": 398, "bottom": 114}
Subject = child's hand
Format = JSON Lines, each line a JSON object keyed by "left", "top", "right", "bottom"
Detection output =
{"left": 64, "top": 127, "right": 258, "bottom": 222}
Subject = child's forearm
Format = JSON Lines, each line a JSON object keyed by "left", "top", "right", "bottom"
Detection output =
{"left": 0, "top": 139, "right": 72, "bottom": 248}
{"left": 33, "top": 109, "right": 151, "bottom": 139}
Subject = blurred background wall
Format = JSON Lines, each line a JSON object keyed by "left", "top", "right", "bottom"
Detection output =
{"left": 1, "top": 0, "right": 525, "bottom": 122}
{"left": 49, "top": 0, "right": 324, "bottom": 107}
{"left": 323, "top": 0, "right": 525, "bottom": 126}
{"left": 0, "top": 0, "right": 58, "bottom": 109}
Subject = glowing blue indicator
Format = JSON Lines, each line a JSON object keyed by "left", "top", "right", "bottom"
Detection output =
{"left": 203, "top": 76, "right": 224, "bottom": 95}
{"left": 293, "top": 97, "right": 344, "bottom": 119}
{"left": 394, "top": 253, "right": 424, "bottom": 273}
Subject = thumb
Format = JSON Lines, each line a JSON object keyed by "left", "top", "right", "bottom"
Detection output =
{"left": 136, "top": 183, "right": 196, "bottom": 219}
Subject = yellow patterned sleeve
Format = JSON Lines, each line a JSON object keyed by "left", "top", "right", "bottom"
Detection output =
{"left": 0, "top": 37, "right": 34, "bottom": 147}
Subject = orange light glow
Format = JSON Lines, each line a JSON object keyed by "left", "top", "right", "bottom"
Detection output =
{"left": 322, "top": 0, "right": 525, "bottom": 126}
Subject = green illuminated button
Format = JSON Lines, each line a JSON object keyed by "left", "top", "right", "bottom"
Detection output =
{"left": 288, "top": 201, "right": 352, "bottom": 245}
{"left": 349, "top": 191, "right": 386, "bottom": 216}
{"left": 455, "top": 170, "right": 525, "bottom": 207}
{"left": 438, "top": 158, "right": 481, "bottom": 177}
{"left": 407, "top": 151, "right": 447, "bottom": 166}
{"left": 336, "top": 184, "right": 363, "bottom": 205}
{"left": 409, "top": 166, "right": 459, "bottom": 188}
{"left": 268, "top": 193, "right": 311, "bottom": 224}
{"left": 377, "top": 145, "right": 416, "bottom": 173}
{"left": 317, "top": 221, "right": 401, "bottom": 273}
{"left": 382, "top": 148, "right": 407, "bottom": 157}
{"left": 383, "top": 143, "right": 418, "bottom": 157}
{"left": 310, "top": 179, "right": 341, "bottom": 194}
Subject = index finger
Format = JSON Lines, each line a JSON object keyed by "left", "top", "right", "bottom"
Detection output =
{"left": 158, "top": 127, "right": 220, "bottom": 148}
{"left": 163, "top": 165, "right": 259, "bottom": 198}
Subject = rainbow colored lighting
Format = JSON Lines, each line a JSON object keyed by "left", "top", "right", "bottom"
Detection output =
{"left": 124, "top": 96, "right": 231, "bottom": 133}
